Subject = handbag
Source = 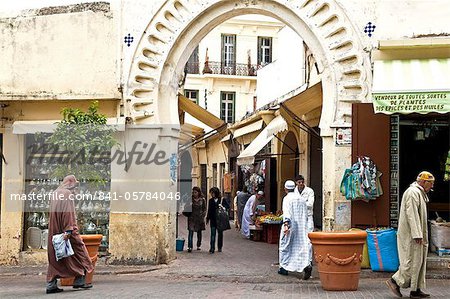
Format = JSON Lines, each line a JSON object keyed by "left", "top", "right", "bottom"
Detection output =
{"left": 52, "top": 233, "right": 74, "bottom": 261}
{"left": 216, "top": 199, "right": 231, "bottom": 231}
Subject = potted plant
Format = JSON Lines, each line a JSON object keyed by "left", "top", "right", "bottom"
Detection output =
{"left": 38, "top": 101, "right": 117, "bottom": 285}
{"left": 308, "top": 230, "right": 367, "bottom": 291}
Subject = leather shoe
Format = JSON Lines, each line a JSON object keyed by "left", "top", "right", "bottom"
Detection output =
{"left": 410, "top": 289, "right": 430, "bottom": 298}
{"left": 46, "top": 287, "right": 63, "bottom": 294}
{"left": 386, "top": 278, "right": 402, "bottom": 298}
{"left": 73, "top": 283, "right": 93, "bottom": 289}
{"left": 278, "top": 267, "right": 288, "bottom": 276}
{"left": 417, "top": 289, "right": 430, "bottom": 297}
{"left": 303, "top": 265, "right": 312, "bottom": 280}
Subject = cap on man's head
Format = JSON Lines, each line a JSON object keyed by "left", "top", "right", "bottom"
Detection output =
{"left": 257, "top": 191, "right": 264, "bottom": 196}
{"left": 417, "top": 171, "right": 435, "bottom": 182}
{"left": 284, "top": 180, "right": 296, "bottom": 190}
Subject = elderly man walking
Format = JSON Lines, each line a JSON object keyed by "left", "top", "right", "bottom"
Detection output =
{"left": 46, "top": 175, "right": 93, "bottom": 294}
{"left": 386, "top": 171, "right": 434, "bottom": 299}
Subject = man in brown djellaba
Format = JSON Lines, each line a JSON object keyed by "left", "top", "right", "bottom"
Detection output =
{"left": 46, "top": 175, "right": 93, "bottom": 294}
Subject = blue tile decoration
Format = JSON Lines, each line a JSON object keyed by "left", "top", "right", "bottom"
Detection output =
{"left": 124, "top": 33, "right": 134, "bottom": 47}
{"left": 364, "top": 22, "right": 376, "bottom": 37}
{"left": 170, "top": 153, "right": 178, "bottom": 184}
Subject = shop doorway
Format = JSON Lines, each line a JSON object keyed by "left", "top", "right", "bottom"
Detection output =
{"left": 399, "top": 114, "right": 450, "bottom": 220}
{"left": 279, "top": 131, "right": 299, "bottom": 208}
{"left": 179, "top": 151, "right": 193, "bottom": 206}
{"left": 309, "top": 127, "right": 323, "bottom": 230}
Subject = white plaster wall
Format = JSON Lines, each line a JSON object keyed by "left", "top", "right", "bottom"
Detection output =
{"left": 337, "top": 0, "right": 450, "bottom": 44}
{"left": 0, "top": 2, "right": 120, "bottom": 100}
{"left": 256, "top": 26, "right": 305, "bottom": 108}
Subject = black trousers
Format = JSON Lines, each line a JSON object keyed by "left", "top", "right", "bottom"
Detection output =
{"left": 209, "top": 226, "right": 223, "bottom": 252}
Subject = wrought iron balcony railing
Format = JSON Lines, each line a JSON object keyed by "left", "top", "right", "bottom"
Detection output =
{"left": 185, "top": 61, "right": 262, "bottom": 76}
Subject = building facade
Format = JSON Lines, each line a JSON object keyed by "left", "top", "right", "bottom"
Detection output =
{"left": 0, "top": 0, "right": 449, "bottom": 265}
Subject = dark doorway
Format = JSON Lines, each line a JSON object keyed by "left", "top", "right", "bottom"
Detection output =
{"left": 399, "top": 114, "right": 450, "bottom": 220}
{"left": 179, "top": 151, "right": 193, "bottom": 204}
{"left": 309, "top": 127, "right": 322, "bottom": 229}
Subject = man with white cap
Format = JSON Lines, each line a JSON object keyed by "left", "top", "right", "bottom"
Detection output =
{"left": 241, "top": 190, "right": 264, "bottom": 238}
{"left": 294, "top": 174, "right": 315, "bottom": 279}
{"left": 278, "top": 180, "right": 310, "bottom": 277}
{"left": 386, "top": 171, "right": 434, "bottom": 298}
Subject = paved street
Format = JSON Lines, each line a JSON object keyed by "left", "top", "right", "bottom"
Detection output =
{"left": 1, "top": 216, "right": 449, "bottom": 298}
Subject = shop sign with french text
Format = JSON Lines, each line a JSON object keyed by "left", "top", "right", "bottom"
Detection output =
{"left": 373, "top": 91, "right": 450, "bottom": 114}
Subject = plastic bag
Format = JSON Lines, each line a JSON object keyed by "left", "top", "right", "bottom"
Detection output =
{"left": 366, "top": 228, "right": 399, "bottom": 272}
{"left": 52, "top": 233, "right": 74, "bottom": 261}
{"left": 216, "top": 204, "right": 231, "bottom": 231}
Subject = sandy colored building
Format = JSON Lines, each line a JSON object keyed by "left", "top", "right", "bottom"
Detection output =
{"left": 0, "top": 0, "right": 449, "bottom": 265}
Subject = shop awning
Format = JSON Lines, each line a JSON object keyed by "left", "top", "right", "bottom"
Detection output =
{"left": 12, "top": 117, "right": 126, "bottom": 134}
{"left": 237, "top": 115, "right": 288, "bottom": 165}
{"left": 233, "top": 119, "right": 264, "bottom": 138}
{"left": 280, "top": 82, "right": 322, "bottom": 116}
{"left": 178, "top": 93, "right": 225, "bottom": 129}
{"left": 220, "top": 134, "right": 231, "bottom": 142}
{"left": 372, "top": 59, "right": 450, "bottom": 114}
{"left": 179, "top": 123, "right": 205, "bottom": 143}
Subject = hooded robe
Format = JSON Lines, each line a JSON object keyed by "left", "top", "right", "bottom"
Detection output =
{"left": 392, "top": 182, "right": 429, "bottom": 291}
{"left": 47, "top": 175, "right": 93, "bottom": 282}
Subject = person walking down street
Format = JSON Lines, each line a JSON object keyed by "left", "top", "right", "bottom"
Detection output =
{"left": 186, "top": 187, "right": 207, "bottom": 252}
{"left": 294, "top": 175, "right": 314, "bottom": 280}
{"left": 233, "top": 191, "right": 241, "bottom": 230}
{"left": 240, "top": 191, "right": 264, "bottom": 239}
{"left": 206, "top": 187, "right": 229, "bottom": 254}
{"left": 46, "top": 175, "right": 93, "bottom": 294}
{"left": 278, "top": 180, "right": 309, "bottom": 277}
{"left": 236, "top": 186, "right": 251, "bottom": 230}
{"left": 386, "top": 171, "right": 434, "bottom": 299}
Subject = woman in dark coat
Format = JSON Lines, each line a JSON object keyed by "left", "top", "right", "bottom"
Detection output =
{"left": 206, "top": 187, "right": 229, "bottom": 254}
{"left": 186, "top": 187, "right": 207, "bottom": 252}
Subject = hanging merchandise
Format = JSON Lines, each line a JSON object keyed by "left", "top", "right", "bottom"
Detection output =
{"left": 444, "top": 150, "right": 450, "bottom": 181}
{"left": 340, "top": 156, "right": 383, "bottom": 201}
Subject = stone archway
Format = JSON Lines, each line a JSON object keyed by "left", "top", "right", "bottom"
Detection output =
{"left": 125, "top": 0, "right": 371, "bottom": 235}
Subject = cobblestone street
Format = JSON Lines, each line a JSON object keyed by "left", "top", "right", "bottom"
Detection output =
{"left": 1, "top": 216, "right": 449, "bottom": 298}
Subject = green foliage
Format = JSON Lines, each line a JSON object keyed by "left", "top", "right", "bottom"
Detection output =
{"left": 40, "top": 101, "right": 118, "bottom": 187}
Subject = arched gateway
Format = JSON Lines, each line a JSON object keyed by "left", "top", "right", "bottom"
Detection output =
{"left": 113, "top": 0, "right": 371, "bottom": 263}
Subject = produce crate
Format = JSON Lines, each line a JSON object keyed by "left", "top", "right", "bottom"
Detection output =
{"left": 265, "top": 223, "right": 281, "bottom": 244}
{"left": 249, "top": 225, "right": 263, "bottom": 241}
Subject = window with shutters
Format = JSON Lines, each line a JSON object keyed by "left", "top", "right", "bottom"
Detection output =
{"left": 257, "top": 37, "right": 272, "bottom": 66}
{"left": 184, "top": 89, "right": 199, "bottom": 104}
{"left": 220, "top": 91, "right": 235, "bottom": 123}
{"left": 221, "top": 34, "right": 236, "bottom": 74}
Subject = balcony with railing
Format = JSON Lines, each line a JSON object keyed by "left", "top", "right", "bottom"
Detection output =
{"left": 185, "top": 61, "right": 262, "bottom": 77}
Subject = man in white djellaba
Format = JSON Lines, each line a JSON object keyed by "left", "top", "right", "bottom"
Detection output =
{"left": 294, "top": 175, "right": 314, "bottom": 279}
{"left": 278, "top": 180, "right": 310, "bottom": 278}
{"left": 240, "top": 191, "right": 264, "bottom": 238}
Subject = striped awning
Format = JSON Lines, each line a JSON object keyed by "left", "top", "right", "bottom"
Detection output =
{"left": 233, "top": 119, "right": 264, "bottom": 139}
{"left": 237, "top": 115, "right": 287, "bottom": 165}
{"left": 372, "top": 59, "right": 450, "bottom": 114}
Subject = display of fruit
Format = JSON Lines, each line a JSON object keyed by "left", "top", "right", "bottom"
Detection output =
{"left": 257, "top": 213, "right": 283, "bottom": 224}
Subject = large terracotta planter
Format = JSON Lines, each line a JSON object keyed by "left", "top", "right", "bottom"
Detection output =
{"left": 60, "top": 234, "right": 102, "bottom": 286}
{"left": 308, "top": 231, "right": 367, "bottom": 291}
